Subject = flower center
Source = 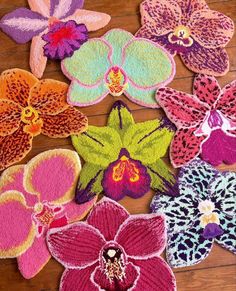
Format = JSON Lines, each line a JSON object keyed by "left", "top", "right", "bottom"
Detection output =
{"left": 21, "top": 106, "right": 43, "bottom": 136}
{"left": 48, "top": 16, "right": 60, "bottom": 26}
{"left": 102, "top": 247, "right": 125, "bottom": 281}
{"left": 105, "top": 66, "right": 128, "bottom": 97}
{"left": 208, "top": 110, "right": 223, "bottom": 128}
{"left": 112, "top": 155, "right": 140, "bottom": 183}
{"left": 168, "top": 25, "right": 193, "bottom": 47}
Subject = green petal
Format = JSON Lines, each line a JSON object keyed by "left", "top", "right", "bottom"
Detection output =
{"left": 62, "top": 39, "right": 111, "bottom": 86}
{"left": 107, "top": 101, "right": 134, "bottom": 138}
{"left": 123, "top": 39, "right": 174, "bottom": 88}
{"left": 103, "top": 29, "right": 133, "bottom": 65}
{"left": 68, "top": 81, "right": 108, "bottom": 106}
{"left": 72, "top": 126, "right": 122, "bottom": 167}
{"left": 123, "top": 119, "right": 174, "bottom": 164}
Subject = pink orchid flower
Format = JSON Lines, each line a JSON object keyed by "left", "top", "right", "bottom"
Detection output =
{"left": 47, "top": 198, "right": 176, "bottom": 291}
{"left": 0, "top": 149, "right": 95, "bottom": 279}
{"left": 136, "top": 0, "right": 234, "bottom": 76}
{"left": 156, "top": 74, "right": 236, "bottom": 168}
{"left": 0, "top": 0, "right": 111, "bottom": 78}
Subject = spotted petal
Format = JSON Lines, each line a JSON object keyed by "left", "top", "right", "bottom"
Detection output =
{"left": 23, "top": 149, "right": 81, "bottom": 204}
{"left": 0, "top": 100, "right": 21, "bottom": 136}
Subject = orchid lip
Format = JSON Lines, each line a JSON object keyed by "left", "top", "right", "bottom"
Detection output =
{"left": 105, "top": 66, "right": 128, "bottom": 96}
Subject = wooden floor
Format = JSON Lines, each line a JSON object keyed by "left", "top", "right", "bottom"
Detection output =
{"left": 0, "top": 0, "right": 236, "bottom": 290}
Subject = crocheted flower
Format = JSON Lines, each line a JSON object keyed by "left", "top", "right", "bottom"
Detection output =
{"left": 151, "top": 159, "right": 236, "bottom": 268}
{"left": 0, "top": 149, "right": 95, "bottom": 278}
{"left": 156, "top": 74, "right": 236, "bottom": 168}
{"left": 62, "top": 29, "right": 175, "bottom": 108}
{"left": 47, "top": 198, "right": 176, "bottom": 291}
{"left": 42, "top": 20, "right": 88, "bottom": 60}
{"left": 72, "top": 101, "right": 176, "bottom": 204}
{"left": 136, "top": 0, "right": 234, "bottom": 76}
{"left": 0, "top": 0, "right": 111, "bottom": 77}
{"left": 0, "top": 69, "right": 88, "bottom": 170}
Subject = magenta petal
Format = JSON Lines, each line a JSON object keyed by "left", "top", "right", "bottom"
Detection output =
{"left": 201, "top": 129, "right": 236, "bottom": 166}
{"left": 130, "top": 257, "right": 176, "bottom": 291}
{"left": 87, "top": 199, "right": 129, "bottom": 241}
{"left": 93, "top": 262, "right": 139, "bottom": 291}
{"left": 47, "top": 223, "right": 106, "bottom": 268}
{"left": 116, "top": 215, "right": 166, "bottom": 258}
{"left": 50, "top": 0, "right": 84, "bottom": 19}
{"left": 60, "top": 265, "right": 98, "bottom": 291}
{"left": 202, "top": 223, "right": 224, "bottom": 240}
{"left": 102, "top": 149, "right": 151, "bottom": 201}
{"left": 0, "top": 8, "right": 48, "bottom": 44}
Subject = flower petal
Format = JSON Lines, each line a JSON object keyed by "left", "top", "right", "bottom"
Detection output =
{"left": 64, "top": 9, "right": 111, "bottom": 32}
{"left": 166, "top": 219, "right": 213, "bottom": 267}
{"left": 47, "top": 222, "right": 106, "bottom": 268}
{"left": 30, "top": 34, "right": 48, "bottom": 78}
{"left": 180, "top": 44, "right": 229, "bottom": 76}
{"left": 0, "top": 100, "right": 21, "bottom": 136}
{"left": 201, "top": 129, "right": 236, "bottom": 166}
{"left": 139, "top": 0, "right": 181, "bottom": 35}
{"left": 93, "top": 262, "right": 139, "bottom": 290}
{"left": 51, "top": 0, "right": 84, "bottom": 19}
{"left": 216, "top": 80, "right": 236, "bottom": 123}
{"left": 61, "top": 39, "right": 110, "bottom": 86}
{"left": 17, "top": 235, "right": 51, "bottom": 279}
{"left": 189, "top": 9, "right": 234, "bottom": 48}
{"left": 193, "top": 74, "right": 221, "bottom": 107}
{"left": 60, "top": 266, "right": 98, "bottom": 291}
{"left": 156, "top": 87, "right": 209, "bottom": 127}
{"left": 130, "top": 257, "right": 176, "bottom": 291}
{"left": 28, "top": 0, "right": 50, "bottom": 17}
{"left": 0, "top": 8, "right": 48, "bottom": 43}
{"left": 0, "top": 69, "right": 38, "bottom": 107}
{"left": 41, "top": 106, "right": 88, "bottom": 138}
{"left": 29, "top": 79, "right": 68, "bottom": 115}
{"left": 115, "top": 214, "right": 166, "bottom": 258}
{"left": 176, "top": 0, "right": 208, "bottom": 22}
{"left": 24, "top": 149, "right": 81, "bottom": 204}
{"left": 0, "top": 191, "right": 35, "bottom": 258}
{"left": 215, "top": 213, "right": 236, "bottom": 254}
{"left": 87, "top": 198, "right": 129, "bottom": 241}
{"left": 0, "top": 125, "right": 33, "bottom": 171}
{"left": 122, "top": 38, "right": 175, "bottom": 89}
{"left": 67, "top": 80, "right": 108, "bottom": 107}
{"left": 170, "top": 127, "right": 207, "bottom": 168}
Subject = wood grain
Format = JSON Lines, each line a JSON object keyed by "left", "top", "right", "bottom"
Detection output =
{"left": 0, "top": 0, "right": 236, "bottom": 290}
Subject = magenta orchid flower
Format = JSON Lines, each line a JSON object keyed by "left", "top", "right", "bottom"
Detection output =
{"left": 47, "top": 198, "right": 177, "bottom": 291}
{"left": 156, "top": 74, "right": 236, "bottom": 168}
{"left": 0, "top": 0, "right": 111, "bottom": 78}
{"left": 0, "top": 149, "right": 95, "bottom": 279}
{"left": 136, "top": 0, "right": 234, "bottom": 76}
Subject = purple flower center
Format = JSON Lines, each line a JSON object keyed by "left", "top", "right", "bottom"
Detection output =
{"left": 202, "top": 223, "right": 224, "bottom": 239}
{"left": 208, "top": 110, "right": 223, "bottom": 128}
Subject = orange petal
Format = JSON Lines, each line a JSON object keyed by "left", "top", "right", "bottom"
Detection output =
{"left": 41, "top": 107, "right": 88, "bottom": 138}
{"left": 0, "top": 100, "right": 22, "bottom": 136}
{"left": 0, "top": 124, "right": 33, "bottom": 170}
{"left": 0, "top": 69, "right": 38, "bottom": 107}
{"left": 29, "top": 79, "right": 69, "bottom": 115}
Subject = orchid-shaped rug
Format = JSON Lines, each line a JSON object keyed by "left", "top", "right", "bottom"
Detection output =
{"left": 156, "top": 74, "right": 236, "bottom": 168}
{"left": 72, "top": 101, "right": 176, "bottom": 204}
{"left": 62, "top": 29, "right": 176, "bottom": 108}
{"left": 0, "top": 0, "right": 111, "bottom": 77}
{"left": 0, "top": 149, "right": 95, "bottom": 279}
{"left": 47, "top": 198, "right": 177, "bottom": 291}
{"left": 151, "top": 158, "right": 236, "bottom": 268}
{"left": 136, "top": 0, "right": 234, "bottom": 76}
{"left": 0, "top": 68, "right": 88, "bottom": 170}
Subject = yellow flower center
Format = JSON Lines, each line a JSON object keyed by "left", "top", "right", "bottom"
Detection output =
{"left": 174, "top": 25, "right": 191, "bottom": 38}
{"left": 168, "top": 25, "right": 193, "bottom": 47}
{"left": 105, "top": 66, "right": 128, "bottom": 97}
{"left": 21, "top": 106, "right": 43, "bottom": 136}
{"left": 198, "top": 200, "right": 220, "bottom": 228}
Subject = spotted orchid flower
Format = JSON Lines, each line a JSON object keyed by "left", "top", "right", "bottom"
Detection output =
{"left": 47, "top": 198, "right": 177, "bottom": 291}
{"left": 72, "top": 101, "right": 176, "bottom": 204}
{"left": 136, "top": 0, "right": 234, "bottom": 76}
{"left": 0, "top": 0, "right": 111, "bottom": 78}
{"left": 0, "top": 149, "right": 95, "bottom": 279}
{"left": 62, "top": 29, "right": 175, "bottom": 108}
{"left": 151, "top": 159, "right": 236, "bottom": 268}
{"left": 156, "top": 74, "right": 236, "bottom": 168}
